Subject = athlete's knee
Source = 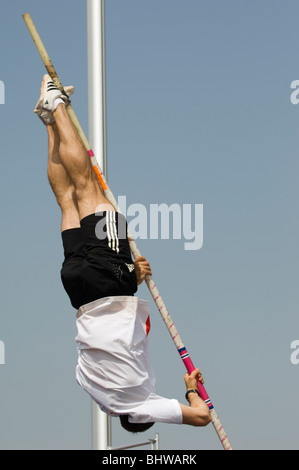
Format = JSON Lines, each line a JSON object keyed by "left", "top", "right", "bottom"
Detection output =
{"left": 72, "top": 166, "right": 95, "bottom": 192}
{"left": 74, "top": 178, "right": 101, "bottom": 207}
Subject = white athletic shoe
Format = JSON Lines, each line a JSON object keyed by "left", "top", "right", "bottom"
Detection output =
{"left": 34, "top": 74, "right": 74, "bottom": 125}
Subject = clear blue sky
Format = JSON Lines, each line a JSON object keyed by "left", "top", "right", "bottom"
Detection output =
{"left": 0, "top": 0, "right": 299, "bottom": 450}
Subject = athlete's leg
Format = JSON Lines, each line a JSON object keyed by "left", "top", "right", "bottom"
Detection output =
{"left": 52, "top": 103, "right": 112, "bottom": 219}
{"left": 47, "top": 121, "right": 80, "bottom": 231}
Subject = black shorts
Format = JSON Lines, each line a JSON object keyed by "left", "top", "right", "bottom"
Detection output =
{"left": 60, "top": 212, "right": 138, "bottom": 309}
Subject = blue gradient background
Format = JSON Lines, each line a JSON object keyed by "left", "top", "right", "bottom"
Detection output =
{"left": 0, "top": 0, "right": 298, "bottom": 450}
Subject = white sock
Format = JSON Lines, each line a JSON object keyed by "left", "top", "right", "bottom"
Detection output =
{"left": 53, "top": 98, "right": 65, "bottom": 111}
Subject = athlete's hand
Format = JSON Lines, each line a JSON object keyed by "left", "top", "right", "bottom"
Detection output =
{"left": 134, "top": 256, "right": 152, "bottom": 285}
{"left": 184, "top": 369, "right": 205, "bottom": 390}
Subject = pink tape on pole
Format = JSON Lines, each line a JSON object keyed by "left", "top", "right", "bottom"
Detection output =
{"left": 179, "top": 349, "right": 212, "bottom": 407}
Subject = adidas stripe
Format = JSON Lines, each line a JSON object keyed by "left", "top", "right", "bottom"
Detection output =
{"left": 107, "top": 211, "right": 119, "bottom": 253}
{"left": 47, "top": 81, "right": 59, "bottom": 92}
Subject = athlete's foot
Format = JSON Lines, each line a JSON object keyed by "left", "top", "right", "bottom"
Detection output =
{"left": 34, "top": 74, "right": 74, "bottom": 125}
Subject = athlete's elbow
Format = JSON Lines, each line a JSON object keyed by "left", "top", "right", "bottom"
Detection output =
{"left": 194, "top": 407, "right": 212, "bottom": 427}
{"left": 181, "top": 403, "right": 212, "bottom": 427}
{"left": 201, "top": 409, "right": 212, "bottom": 426}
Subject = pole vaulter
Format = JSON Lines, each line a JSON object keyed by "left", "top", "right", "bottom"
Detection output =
{"left": 22, "top": 12, "right": 233, "bottom": 451}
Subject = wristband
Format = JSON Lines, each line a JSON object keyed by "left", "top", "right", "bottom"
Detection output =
{"left": 185, "top": 389, "right": 200, "bottom": 402}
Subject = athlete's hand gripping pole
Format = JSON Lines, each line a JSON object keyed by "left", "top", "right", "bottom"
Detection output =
{"left": 22, "top": 12, "right": 233, "bottom": 450}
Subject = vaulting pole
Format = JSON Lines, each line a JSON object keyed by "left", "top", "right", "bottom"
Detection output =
{"left": 22, "top": 11, "right": 233, "bottom": 450}
{"left": 87, "top": 0, "right": 110, "bottom": 451}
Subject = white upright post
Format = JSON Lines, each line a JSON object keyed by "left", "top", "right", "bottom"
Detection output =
{"left": 86, "top": 0, "right": 110, "bottom": 450}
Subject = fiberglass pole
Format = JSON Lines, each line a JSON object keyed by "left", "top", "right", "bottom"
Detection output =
{"left": 87, "top": 0, "right": 111, "bottom": 451}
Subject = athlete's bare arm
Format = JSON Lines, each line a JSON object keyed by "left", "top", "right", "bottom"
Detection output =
{"left": 180, "top": 369, "right": 212, "bottom": 426}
